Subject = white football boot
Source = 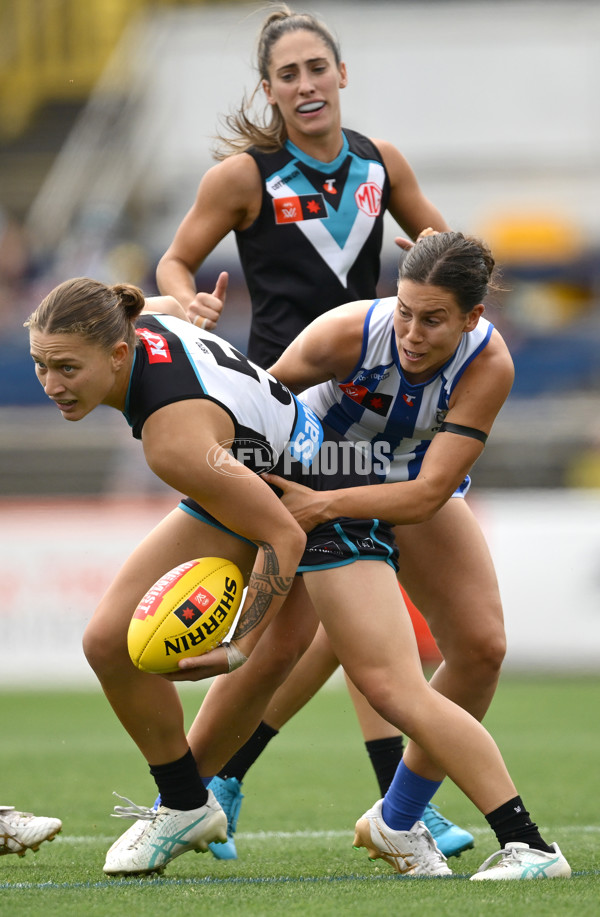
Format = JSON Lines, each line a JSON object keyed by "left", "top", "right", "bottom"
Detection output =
{"left": 353, "top": 798, "right": 452, "bottom": 876}
{"left": 470, "top": 841, "right": 571, "bottom": 880}
{"left": 0, "top": 805, "right": 62, "bottom": 856}
{"left": 103, "top": 790, "right": 227, "bottom": 876}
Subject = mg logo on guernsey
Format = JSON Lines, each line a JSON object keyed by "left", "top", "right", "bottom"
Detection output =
{"left": 354, "top": 182, "right": 382, "bottom": 217}
{"left": 136, "top": 327, "right": 172, "bottom": 363}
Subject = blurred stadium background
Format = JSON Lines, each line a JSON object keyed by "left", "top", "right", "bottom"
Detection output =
{"left": 1, "top": 0, "right": 599, "bottom": 682}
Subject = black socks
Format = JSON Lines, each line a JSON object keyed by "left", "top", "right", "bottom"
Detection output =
{"left": 485, "top": 796, "right": 554, "bottom": 853}
{"left": 217, "top": 721, "right": 279, "bottom": 782}
{"left": 149, "top": 748, "right": 208, "bottom": 811}
{"left": 365, "top": 735, "right": 405, "bottom": 796}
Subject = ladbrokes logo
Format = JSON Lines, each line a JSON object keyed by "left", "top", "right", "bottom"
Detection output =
{"left": 339, "top": 382, "right": 392, "bottom": 417}
{"left": 206, "top": 439, "right": 278, "bottom": 477}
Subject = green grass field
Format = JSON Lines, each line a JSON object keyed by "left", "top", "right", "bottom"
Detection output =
{"left": 0, "top": 675, "right": 598, "bottom": 916}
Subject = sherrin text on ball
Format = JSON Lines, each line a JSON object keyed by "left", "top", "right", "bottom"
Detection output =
{"left": 128, "top": 557, "right": 243, "bottom": 673}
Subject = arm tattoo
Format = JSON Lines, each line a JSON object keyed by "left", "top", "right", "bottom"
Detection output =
{"left": 259, "top": 542, "right": 280, "bottom": 575}
{"left": 234, "top": 542, "right": 294, "bottom": 640}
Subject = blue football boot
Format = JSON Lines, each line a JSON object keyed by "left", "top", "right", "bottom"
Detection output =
{"left": 207, "top": 776, "right": 244, "bottom": 860}
{"left": 422, "top": 802, "right": 474, "bottom": 858}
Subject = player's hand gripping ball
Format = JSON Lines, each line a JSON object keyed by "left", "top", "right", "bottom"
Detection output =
{"left": 128, "top": 557, "right": 244, "bottom": 674}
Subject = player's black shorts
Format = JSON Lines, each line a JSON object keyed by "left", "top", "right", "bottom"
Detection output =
{"left": 179, "top": 499, "right": 398, "bottom": 573}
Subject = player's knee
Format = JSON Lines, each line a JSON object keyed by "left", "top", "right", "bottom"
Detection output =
{"left": 252, "top": 616, "right": 317, "bottom": 685}
{"left": 82, "top": 616, "right": 125, "bottom": 675}
{"left": 470, "top": 627, "right": 506, "bottom": 674}
{"left": 255, "top": 640, "right": 306, "bottom": 686}
{"left": 445, "top": 627, "right": 506, "bottom": 681}
{"left": 349, "top": 673, "right": 403, "bottom": 727}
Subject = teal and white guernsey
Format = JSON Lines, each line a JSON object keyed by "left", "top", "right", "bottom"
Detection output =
{"left": 302, "top": 297, "right": 494, "bottom": 488}
{"left": 124, "top": 312, "right": 399, "bottom": 571}
{"left": 125, "top": 313, "right": 323, "bottom": 473}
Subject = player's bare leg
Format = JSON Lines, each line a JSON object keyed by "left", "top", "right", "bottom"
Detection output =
{"left": 82, "top": 508, "right": 256, "bottom": 877}
{"left": 393, "top": 498, "right": 506, "bottom": 725}
{"left": 303, "top": 560, "right": 514, "bottom": 809}
{"left": 187, "top": 576, "right": 319, "bottom": 776}
{"left": 83, "top": 508, "right": 256, "bottom": 766}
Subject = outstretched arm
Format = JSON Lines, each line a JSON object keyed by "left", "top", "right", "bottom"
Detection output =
{"left": 267, "top": 300, "right": 371, "bottom": 394}
{"left": 264, "top": 428, "right": 485, "bottom": 529}
{"left": 265, "top": 330, "right": 514, "bottom": 529}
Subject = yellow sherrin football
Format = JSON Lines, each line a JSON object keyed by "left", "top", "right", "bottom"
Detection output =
{"left": 127, "top": 557, "right": 243, "bottom": 674}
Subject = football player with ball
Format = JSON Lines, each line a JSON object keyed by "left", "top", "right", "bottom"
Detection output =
{"left": 26, "top": 279, "right": 399, "bottom": 876}
{"left": 26, "top": 244, "right": 570, "bottom": 880}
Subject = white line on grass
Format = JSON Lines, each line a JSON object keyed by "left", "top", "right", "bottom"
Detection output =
{"left": 55, "top": 825, "right": 600, "bottom": 845}
{"left": 2, "top": 869, "right": 599, "bottom": 892}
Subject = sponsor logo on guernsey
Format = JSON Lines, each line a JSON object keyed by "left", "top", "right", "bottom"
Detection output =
{"left": 402, "top": 394, "right": 415, "bottom": 406}
{"left": 354, "top": 181, "right": 382, "bottom": 217}
{"left": 355, "top": 369, "right": 390, "bottom": 383}
{"left": 136, "top": 327, "right": 172, "bottom": 364}
{"left": 323, "top": 178, "right": 337, "bottom": 194}
{"left": 340, "top": 383, "right": 368, "bottom": 401}
{"left": 273, "top": 193, "right": 327, "bottom": 224}
{"left": 270, "top": 170, "right": 300, "bottom": 191}
{"left": 339, "top": 382, "right": 393, "bottom": 417}
{"left": 288, "top": 402, "right": 324, "bottom": 467}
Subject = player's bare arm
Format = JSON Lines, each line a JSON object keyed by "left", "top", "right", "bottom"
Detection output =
{"left": 141, "top": 399, "right": 306, "bottom": 678}
{"left": 263, "top": 426, "right": 482, "bottom": 532}
{"left": 156, "top": 153, "right": 262, "bottom": 328}
{"left": 445, "top": 328, "right": 515, "bottom": 433}
{"left": 373, "top": 139, "right": 449, "bottom": 242}
{"left": 269, "top": 300, "right": 371, "bottom": 393}
{"left": 264, "top": 330, "right": 514, "bottom": 530}
{"left": 142, "top": 296, "right": 190, "bottom": 321}
{"left": 234, "top": 542, "right": 295, "bottom": 644}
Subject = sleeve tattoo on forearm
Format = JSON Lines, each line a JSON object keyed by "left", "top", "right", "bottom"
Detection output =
{"left": 234, "top": 543, "right": 294, "bottom": 640}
